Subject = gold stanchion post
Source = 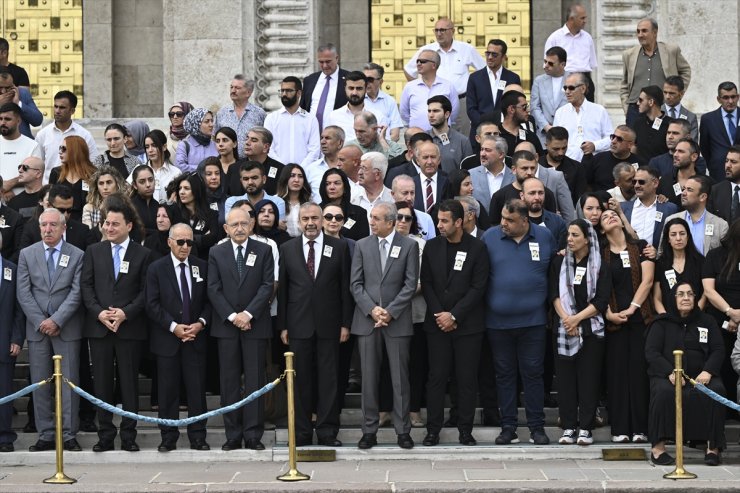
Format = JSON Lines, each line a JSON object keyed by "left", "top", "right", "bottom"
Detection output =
{"left": 663, "top": 350, "right": 696, "bottom": 480}
{"left": 277, "top": 352, "right": 310, "bottom": 481}
{"left": 43, "top": 355, "right": 76, "bottom": 484}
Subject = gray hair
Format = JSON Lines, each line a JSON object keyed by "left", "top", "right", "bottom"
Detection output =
{"left": 612, "top": 162, "right": 636, "bottom": 180}
{"left": 481, "top": 135, "right": 508, "bottom": 156}
{"left": 169, "top": 222, "right": 193, "bottom": 238}
{"left": 317, "top": 43, "right": 338, "bottom": 55}
{"left": 391, "top": 174, "right": 415, "bottom": 190}
{"left": 249, "top": 126, "right": 273, "bottom": 145}
{"left": 373, "top": 201, "right": 397, "bottom": 223}
{"left": 456, "top": 195, "right": 480, "bottom": 218}
{"left": 639, "top": 17, "right": 658, "bottom": 31}
{"left": 299, "top": 201, "right": 321, "bottom": 213}
{"left": 363, "top": 62, "right": 384, "bottom": 78}
{"left": 232, "top": 74, "right": 255, "bottom": 91}
{"left": 362, "top": 151, "right": 388, "bottom": 179}
{"left": 420, "top": 50, "right": 441, "bottom": 67}
{"left": 323, "top": 125, "right": 346, "bottom": 143}
{"left": 567, "top": 72, "right": 589, "bottom": 87}
{"left": 355, "top": 111, "right": 378, "bottom": 127}
{"left": 39, "top": 207, "right": 66, "bottom": 226}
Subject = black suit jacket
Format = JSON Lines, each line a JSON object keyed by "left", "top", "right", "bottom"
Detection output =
{"left": 81, "top": 240, "right": 152, "bottom": 340}
{"left": 420, "top": 234, "right": 489, "bottom": 336}
{"left": 413, "top": 171, "right": 449, "bottom": 212}
{"left": 466, "top": 67, "right": 521, "bottom": 140}
{"left": 700, "top": 107, "right": 740, "bottom": 182}
{"left": 300, "top": 68, "right": 350, "bottom": 113}
{"left": 20, "top": 217, "right": 94, "bottom": 252}
{"left": 146, "top": 254, "right": 211, "bottom": 357}
{"left": 277, "top": 235, "right": 353, "bottom": 339}
{"left": 707, "top": 180, "right": 736, "bottom": 224}
{"left": 0, "top": 205, "right": 23, "bottom": 263}
{"left": 0, "top": 259, "right": 25, "bottom": 364}
{"left": 385, "top": 161, "right": 417, "bottom": 188}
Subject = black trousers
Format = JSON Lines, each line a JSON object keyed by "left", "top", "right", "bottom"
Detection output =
{"left": 409, "top": 322, "right": 427, "bottom": 413}
{"left": 605, "top": 323, "right": 648, "bottom": 436}
{"left": 89, "top": 334, "right": 142, "bottom": 443}
{"left": 448, "top": 336, "right": 498, "bottom": 423}
{"left": 555, "top": 335, "right": 605, "bottom": 430}
{"left": 426, "top": 331, "right": 483, "bottom": 434}
{"left": 336, "top": 334, "right": 356, "bottom": 412}
{"left": 0, "top": 361, "right": 16, "bottom": 444}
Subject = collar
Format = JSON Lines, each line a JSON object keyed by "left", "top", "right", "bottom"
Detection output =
{"left": 684, "top": 209, "right": 707, "bottom": 224}
{"left": 485, "top": 165, "right": 505, "bottom": 177}
{"left": 498, "top": 224, "right": 534, "bottom": 241}
{"left": 421, "top": 172, "right": 438, "bottom": 183}
{"left": 170, "top": 253, "right": 190, "bottom": 270}
{"left": 52, "top": 121, "right": 78, "bottom": 134}
{"left": 45, "top": 239, "right": 64, "bottom": 252}
{"left": 635, "top": 196, "right": 658, "bottom": 209}
{"left": 326, "top": 67, "right": 340, "bottom": 80}
{"left": 277, "top": 106, "right": 308, "bottom": 116}
{"left": 231, "top": 238, "right": 248, "bottom": 253}
{"left": 378, "top": 229, "right": 396, "bottom": 245}
{"left": 560, "top": 24, "right": 583, "bottom": 37}
{"left": 487, "top": 66, "right": 503, "bottom": 79}
{"left": 415, "top": 77, "right": 442, "bottom": 87}
{"left": 303, "top": 232, "right": 324, "bottom": 247}
{"left": 366, "top": 90, "right": 389, "bottom": 103}
{"left": 111, "top": 237, "right": 131, "bottom": 252}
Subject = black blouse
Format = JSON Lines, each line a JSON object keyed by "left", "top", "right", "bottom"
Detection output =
{"left": 655, "top": 254, "right": 705, "bottom": 311}
{"left": 606, "top": 239, "right": 651, "bottom": 324}
{"left": 703, "top": 246, "right": 740, "bottom": 323}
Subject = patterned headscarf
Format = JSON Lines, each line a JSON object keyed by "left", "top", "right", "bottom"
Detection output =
{"left": 183, "top": 108, "right": 213, "bottom": 146}
{"left": 169, "top": 101, "right": 193, "bottom": 141}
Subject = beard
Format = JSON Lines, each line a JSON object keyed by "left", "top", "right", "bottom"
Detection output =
{"left": 348, "top": 94, "right": 364, "bottom": 106}
{"left": 281, "top": 94, "right": 298, "bottom": 107}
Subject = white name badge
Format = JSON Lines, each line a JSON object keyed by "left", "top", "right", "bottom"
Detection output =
{"left": 246, "top": 253, "right": 257, "bottom": 266}
{"left": 528, "top": 242, "right": 540, "bottom": 261}
{"left": 455, "top": 251, "right": 467, "bottom": 261}
{"left": 323, "top": 245, "right": 333, "bottom": 258}
{"left": 723, "top": 320, "right": 730, "bottom": 330}
{"left": 652, "top": 117, "right": 663, "bottom": 130}
{"left": 439, "top": 132, "right": 450, "bottom": 145}
{"left": 3, "top": 267, "right": 11, "bottom": 281}
{"left": 698, "top": 327, "right": 708, "bottom": 343}
{"left": 390, "top": 245, "right": 401, "bottom": 258}
{"left": 453, "top": 258, "right": 465, "bottom": 271}
{"left": 577, "top": 125, "right": 584, "bottom": 136}
{"left": 81, "top": 181, "right": 90, "bottom": 192}
{"left": 191, "top": 266, "right": 200, "bottom": 279}
{"left": 210, "top": 202, "right": 219, "bottom": 211}
{"left": 620, "top": 251, "right": 631, "bottom": 268}
{"left": 679, "top": 114, "right": 688, "bottom": 120}
{"left": 673, "top": 183, "right": 682, "bottom": 196}
{"left": 0, "top": 216, "right": 5, "bottom": 227}
{"left": 573, "top": 266, "right": 587, "bottom": 285}
{"left": 59, "top": 254, "right": 70, "bottom": 268}
{"left": 155, "top": 179, "right": 161, "bottom": 190}
{"left": 119, "top": 260, "right": 129, "bottom": 274}
{"left": 664, "top": 269, "right": 677, "bottom": 289}
{"left": 343, "top": 218, "right": 356, "bottom": 229}
{"left": 631, "top": 162, "right": 639, "bottom": 170}
{"left": 497, "top": 79, "right": 507, "bottom": 90}
{"left": 654, "top": 211, "right": 663, "bottom": 222}
{"left": 518, "top": 129, "right": 527, "bottom": 141}
{"left": 268, "top": 166, "right": 277, "bottom": 178}
{"left": 705, "top": 224, "right": 714, "bottom": 236}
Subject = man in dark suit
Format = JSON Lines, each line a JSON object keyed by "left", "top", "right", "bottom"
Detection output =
{"left": 708, "top": 145, "right": 740, "bottom": 224}
{"left": 277, "top": 203, "right": 352, "bottom": 447}
{"left": 384, "top": 130, "right": 431, "bottom": 188}
{"left": 146, "top": 223, "right": 211, "bottom": 452}
{"left": 412, "top": 141, "right": 448, "bottom": 217}
{"left": 351, "top": 202, "right": 419, "bottom": 449}
{"left": 20, "top": 184, "right": 94, "bottom": 251}
{"left": 700, "top": 81, "right": 739, "bottom": 182}
{"left": 0, "top": 240, "right": 24, "bottom": 452}
{"left": 662, "top": 76, "right": 698, "bottom": 141}
{"left": 300, "top": 44, "right": 349, "bottom": 132}
{"left": 420, "top": 200, "right": 489, "bottom": 447}
{"left": 466, "top": 39, "right": 521, "bottom": 144}
{"left": 81, "top": 200, "right": 152, "bottom": 452}
{"left": 208, "top": 207, "right": 273, "bottom": 451}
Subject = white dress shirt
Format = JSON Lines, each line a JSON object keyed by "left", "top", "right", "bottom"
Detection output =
{"left": 630, "top": 198, "right": 658, "bottom": 244}
{"left": 263, "top": 106, "right": 321, "bottom": 169}
{"left": 487, "top": 66, "right": 504, "bottom": 106}
{"left": 400, "top": 77, "right": 459, "bottom": 128}
{"left": 35, "top": 120, "right": 99, "bottom": 184}
{"left": 302, "top": 231, "right": 324, "bottom": 274}
{"left": 486, "top": 166, "right": 506, "bottom": 197}
{"left": 553, "top": 100, "right": 613, "bottom": 161}
{"left": 403, "top": 40, "right": 486, "bottom": 95}
{"left": 544, "top": 24, "right": 598, "bottom": 72}
{"left": 351, "top": 185, "right": 393, "bottom": 215}
{"left": 364, "top": 90, "right": 404, "bottom": 138}
{"left": 309, "top": 66, "right": 340, "bottom": 129}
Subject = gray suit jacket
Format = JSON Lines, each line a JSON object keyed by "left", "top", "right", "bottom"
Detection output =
{"left": 538, "top": 165, "right": 576, "bottom": 222}
{"left": 661, "top": 103, "right": 698, "bottom": 142}
{"left": 620, "top": 42, "right": 691, "bottom": 112}
{"left": 530, "top": 73, "right": 569, "bottom": 145}
{"left": 17, "top": 241, "right": 84, "bottom": 342}
{"left": 350, "top": 233, "right": 419, "bottom": 337}
{"left": 661, "top": 210, "right": 728, "bottom": 256}
{"left": 470, "top": 164, "right": 515, "bottom": 214}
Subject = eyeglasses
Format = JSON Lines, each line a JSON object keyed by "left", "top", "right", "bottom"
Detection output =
{"left": 323, "top": 213, "right": 345, "bottom": 222}
{"left": 172, "top": 239, "right": 194, "bottom": 247}
{"left": 278, "top": 88, "right": 296, "bottom": 94}
{"left": 365, "top": 77, "right": 378, "bottom": 83}
{"left": 563, "top": 84, "right": 584, "bottom": 91}
{"left": 397, "top": 214, "right": 413, "bottom": 222}
{"left": 675, "top": 291, "right": 695, "bottom": 298}
{"left": 168, "top": 111, "right": 185, "bottom": 118}
{"left": 58, "top": 145, "right": 67, "bottom": 152}
{"left": 609, "top": 134, "right": 629, "bottom": 143}
{"left": 543, "top": 60, "right": 557, "bottom": 67}
{"left": 416, "top": 58, "right": 434, "bottom": 65}
{"left": 433, "top": 28, "right": 453, "bottom": 33}
{"left": 18, "top": 164, "right": 42, "bottom": 172}
{"left": 515, "top": 103, "right": 529, "bottom": 110}
{"left": 484, "top": 51, "right": 502, "bottom": 58}
{"left": 632, "top": 179, "right": 648, "bottom": 185}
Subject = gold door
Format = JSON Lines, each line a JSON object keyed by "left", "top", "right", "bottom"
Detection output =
{"left": 1, "top": 0, "right": 83, "bottom": 118}
{"left": 371, "top": 0, "right": 531, "bottom": 100}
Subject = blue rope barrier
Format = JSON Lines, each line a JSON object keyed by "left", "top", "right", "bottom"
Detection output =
{"left": 67, "top": 377, "right": 281, "bottom": 427}
{"left": 690, "top": 378, "right": 740, "bottom": 412}
{"left": 0, "top": 379, "right": 51, "bottom": 406}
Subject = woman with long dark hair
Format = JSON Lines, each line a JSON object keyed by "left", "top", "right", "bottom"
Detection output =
{"left": 277, "top": 164, "right": 312, "bottom": 237}
{"left": 442, "top": 168, "right": 490, "bottom": 230}
{"left": 214, "top": 127, "right": 241, "bottom": 195}
{"left": 129, "top": 165, "right": 159, "bottom": 236}
{"left": 653, "top": 218, "right": 705, "bottom": 314}
{"left": 142, "top": 129, "right": 181, "bottom": 203}
{"left": 198, "top": 157, "right": 228, "bottom": 226}
{"left": 318, "top": 168, "right": 369, "bottom": 241}
{"left": 82, "top": 165, "right": 128, "bottom": 231}
{"left": 170, "top": 172, "right": 221, "bottom": 259}
{"left": 49, "top": 135, "right": 96, "bottom": 222}
{"left": 93, "top": 123, "right": 141, "bottom": 177}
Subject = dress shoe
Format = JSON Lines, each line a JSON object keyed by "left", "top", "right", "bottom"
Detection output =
{"left": 221, "top": 439, "right": 242, "bottom": 451}
{"left": 92, "top": 441, "right": 114, "bottom": 452}
{"left": 245, "top": 438, "right": 265, "bottom": 450}
{"left": 0, "top": 442, "right": 13, "bottom": 452}
{"left": 190, "top": 439, "right": 210, "bottom": 451}
{"left": 23, "top": 421, "right": 36, "bottom": 433}
{"left": 63, "top": 438, "right": 82, "bottom": 451}
{"left": 121, "top": 440, "right": 140, "bottom": 452}
{"left": 422, "top": 433, "right": 439, "bottom": 446}
{"left": 29, "top": 439, "right": 55, "bottom": 452}
{"left": 317, "top": 437, "right": 342, "bottom": 447}
{"left": 79, "top": 419, "right": 98, "bottom": 433}
{"left": 459, "top": 431, "right": 477, "bottom": 446}
{"left": 651, "top": 451, "right": 675, "bottom": 465}
{"left": 397, "top": 433, "right": 414, "bottom": 449}
{"left": 157, "top": 441, "right": 177, "bottom": 452}
{"left": 704, "top": 452, "right": 721, "bottom": 466}
{"left": 357, "top": 433, "right": 377, "bottom": 449}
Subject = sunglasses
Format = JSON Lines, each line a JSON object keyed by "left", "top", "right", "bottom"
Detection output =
{"left": 365, "top": 76, "right": 378, "bottom": 83}
{"left": 172, "top": 239, "right": 194, "bottom": 246}
{"left": 433, "top": 28, "right": 452, "bottom": 33}
{"left": 397, "top": 214, "right": 413, "bottom": 222}
{"left": 543, "top": 60, "right": 557, "bottom": 67}
{"left": 55, "top": 207, "right": 72, "bottom": 214}
{"left": 416, "top": 58, "right": 433, "bottom": 65}
{"left": 58, "top": 145, "right": 67, "bottom": 152}
{"left": 609, "top": 134, "right": 628, "bottom": 143}
{"left": 632, "top": 179, "right": 648, "bottom": 185}
{"left": 563, "top": 84, "right": 584, "bottom": 91}
{"left": 168, "top": 111, "right": 185, "bottom": 118}
{"left": 18, "top": 164, "right": 42, "bottom": 172}
{"left": 484, "top": 51, "right": 502, "bottom": 58}
{"left": 323, "top": 213, "right": 345, "bottom": 222}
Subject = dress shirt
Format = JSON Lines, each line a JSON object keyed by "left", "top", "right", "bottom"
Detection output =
{"left": 302, "top": 232, "right": 323, "bottom": 273}
{"left": 326, "top": 104, "right": 367, "bottom": 142}
{"left": 684, "top": 210, "right": 706, "bottom": 255}
{"left": 364, "top": 91, "right": 404, "bottom": 138}
{"left": 607, "top": 186, "right": 634, "bottom": 203}
{"left": 551, "top": 75, "right": 564, "bottom": 102}
{"left": 665, "top": 103, "right": 684, "bottom": 119}
{"left": 263, "top": 106, "right": 321, "bottom": 169}
{"left": 630, "top": 198, "right": 658, "bottom": 244}
{"left": 167, "top": 253, "right": 207, "bottom": 332}
{"left": 553, "top": 100, "right": 612, "bottom": 161}
{"left": 224, "top": 191, "right": 286, "bottom": 218}
{"left": 309, "top": 67, "right": 340, "bottom": 129}
{"left": 377, "top": 229, "right": 396, "bottom": 265}
{"left": 403, "top": 40, "right": 486, "bottom": 96}
{"left": 487, "top": 66, "right": 504, "bottom": 106}
{"left": 350, "top": 185, "right": 393, "bottom": 215}
{"left": 35, "top": 120, "right": 99, "bottom": 184}
{"left": 214, "top": 102, "right": 267, "bottom": 158}
{"left": 486, "top": 166, "right": 506, "bottom": 197}
{"left": 110, "top": 237, "right": 131, "bottom": 263}
{"left": 305, "top": 157, "right": 330, "bottom": 203}
{"left": 544, "top": 25, "right": 598, "bottom": 72}
{"left": 45, "top": 238, "right": 63, "bottom": 265}
{"left": 400, "top": 77, "right": 459, "bottom": 128}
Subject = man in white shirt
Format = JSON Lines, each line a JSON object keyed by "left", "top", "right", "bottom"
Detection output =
{"left": 0, "top": 102, "right": 42, "bottom": 198}
{"left": 264, "top": 76, "right": 321, "bottom": 170}
{"left": 363, "top": 63, "right": 404, "bottom": 142}
{"left": 300, "top": 44, "right": 349, "bottom": 132}
{"left": 306, "top": 125, "right": 345, "bottom": 202}
{"left": 621, "top": 166, "right": 677, "bottom": 245}
{"left": 351, "top": 152, "right": 393, "bottom": 214}
{"left": 326, "top": 71, "right": 373, "bottom": 142}
{"left": 35, "top": 90, "right": 98, "bottom": 184}
{"left": 400, "top": 50, "right": 459, "bottom": 129}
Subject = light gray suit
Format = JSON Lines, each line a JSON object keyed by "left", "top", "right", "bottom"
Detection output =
{"left": 660, "top": 210, "right": 728, "bottom": 256}
{"left": 661, "top": 103, "right": 699, "bottom": 142}
{"left": 17, "top": 240, "right": 84, "bottom": 442}
{"left": 351, "top": 232, "right": 419, "bottom": 435}
{"left": 538, "top": 165, "right": 576, "bottom": 222}
{"left": 530, "top": 73, "right": 569, "bottom": 146}
{"left": 469, "top": 164, "right": 515, "bottom": 214}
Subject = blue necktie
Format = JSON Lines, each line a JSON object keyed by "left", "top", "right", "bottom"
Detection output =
{"left": 113, "top": 244, "right": 122, "bottom": 279}
{"left": 315, "top": 75, "right": 331, "bottom": 132}
{"left": 46, "top": 247, "right": 56, "bottom": 281}
{"left": 727, "top": 113, "right": 736, "bottom": 144}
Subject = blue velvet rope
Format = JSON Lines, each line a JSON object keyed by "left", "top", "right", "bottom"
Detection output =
{"left": 690, "top": 378, "right": 740, "bottom": 412}
{"left": 0, "top": 380, "right": 49, "bottom": 406}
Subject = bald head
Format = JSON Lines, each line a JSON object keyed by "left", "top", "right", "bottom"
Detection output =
{"left": 18, "top": 155, "right": 45, "bottom": 185}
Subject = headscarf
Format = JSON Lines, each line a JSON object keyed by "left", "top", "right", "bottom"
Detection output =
{"left": 169, "top": 102, "right": 193, "bottom": 141}
{"left": 125, "top": 120, "right": 150, "bottom": 158}
{"left": 183, "top": 108, "right": 212, "bottom": 146}
{"left": 253, "top": 199, "right": 282, "bottom": 240}
{"left": 661, "top": 281, "right": 701, "bottom": 325}
{"left": 557, "top": 220, "right": 605, "bottom": 358}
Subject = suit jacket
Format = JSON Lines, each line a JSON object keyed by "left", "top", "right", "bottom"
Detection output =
{"left": 412, "top": 170, "right": 448, "bottom": 212}
{"left": 146, "top": 254, "right": 211, "bottom": 357}
{"left": 20, "top": 217, "right": 94, "bottom": 252}
{"left": 466, "top": 67, "right": 521, "bottom": 140}
{"left": 469, "top": 164, "right": 515, "bottom": 213}
{"left": 707, "top": 180, "right": 737, "bottom": 224}
{"left": 0, "top": 205, "right": 23, "bottom": 263}
{"left": 0, "top": 258, "right": 25, "bottom": 363}
{"left": 350, "top": 233, "right": 419, "bottom": 337}
{"left": 530, "top": 72, "right": 569, "bottom": 145}
{"left": 700, "top": 107, "right": 739, "bottom": 182}
{"left": 620, "top": 42, "right": 691, "bottom": 112}
{"left": 17, "top": 240, "right": 84, "bottom": 342}
{"left": 661, "top": 103, "right": 698, "bottom": 141}
{"left": 300, "top": 68, "right": 350, "bottom": 113}
{"left": 661, "top": 210, "right": 727, "bottom": 256}
{"left": 420, "top": 233, "right": 488, "bottom": 336}
{"left": 18, "top": 87, "right": 43, "bottom": 139}
{"left": 81, "top": 240, "right": 152, "bottom": 340}
{"left": 277, "top": 235, "right": 353, "bottom": 339}
{"left": 538, "top": 165, "right": 576, "bottom": 222}
{"left": 648, "top": 152, "right": 707, "bottom": 178}
{"left": 621, "top": 199, "right": 678, "bottom": 247}
{"left": 385, "top": 161, "right": 417, "bottom": 189}
{"left": 207, "top": 238, "right": 274, "bottom": 339}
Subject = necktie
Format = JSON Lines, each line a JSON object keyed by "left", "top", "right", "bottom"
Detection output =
{"left": 425, "top": 178, "right": 434, "bottom": 213}
{"left": 669, "top": 107, "right": 676, "bottom": 119}
{"left": 379, "top": 239, "right": 388, "bottom": 272}
{"left": 179, "top": 263, "right": 191, "bottom": 324}
{"left": 732, "top": 185, "right": 740, "bottom": 222}
{"left": 727, "top": 113, "right": 736, "bottom": 144}
{"left": 113, "top": 244, "right": 122, "bottom": 279}
{"left": 46, "top": 247, "right": 56, "bottom": 281}
{"left": 306, "top": 240, "right": 315, "bottom": 279}
{"left": 315, "top": 75, "right": 331, "bottom": 132}
{"left": 236, "top": 245, "right": 245, "bottom": 279}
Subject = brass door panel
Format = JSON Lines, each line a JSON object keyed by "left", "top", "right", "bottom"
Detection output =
{"left": 2, "top": 0, "right": 83, "bottom": 118}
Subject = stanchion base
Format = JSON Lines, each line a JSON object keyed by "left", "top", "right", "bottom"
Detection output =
{"left": 43, "top": 472, "right": 77, "bottom": 484}
{"left": 663, "top": 468, "right": 697, "bottom": 480}
{"left": 277, "top": 469, "right": 310, "bottom": 482}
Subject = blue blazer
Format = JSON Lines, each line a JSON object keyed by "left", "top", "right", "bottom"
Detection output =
{"left": 466, "top": 66, "right": 521, "bottom": 140}
{"left": 17, "top": 87, "right": 43, "bottom": 139}
{"left": 699, "top": 107, "right": 740, "bottom": 182}
{"left": 620, "top": 199, "right": 678, "bottom": 246}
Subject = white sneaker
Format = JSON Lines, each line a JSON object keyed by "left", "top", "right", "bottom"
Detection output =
{"left": 611, "top": 434, "right": 630, "bottom": 443}
{"left": 577, "top": 430, "right": 593, "bottom": 445}
{"left": 559, "top": 429, "right": 576, "bottom": 444}
{"left": 632, "top": 433, "right": 648, "bottom": 443}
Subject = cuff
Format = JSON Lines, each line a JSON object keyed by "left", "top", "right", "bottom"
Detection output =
{"left": 169, "top": 322, "right": 177, "bottom": 333}
{"left": 228, "top": 312, "right": 237, "bottom": 322}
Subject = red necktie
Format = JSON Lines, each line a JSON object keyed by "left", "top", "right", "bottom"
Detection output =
{"left": 306, "top": 240, "right": 315, "bottom": 279}
{"left": 425, "top": 178, "right": 434, "bottom": 213}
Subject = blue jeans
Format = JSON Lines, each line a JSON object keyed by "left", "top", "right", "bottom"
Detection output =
{"left": 487, "top": 326, "right": 546, "bottom": 430}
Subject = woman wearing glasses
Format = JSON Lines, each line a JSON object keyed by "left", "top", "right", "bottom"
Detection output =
{"left": 93, "top": 123, "right": 141, "bottom": 178}
{"left": 175, "top": 108, "right": 217, "bottom": 173}
{"left": 318, "top": 168, "right": 369, "bottom": 241}
{"left": 49, "top": 135, "right": 97, "bottom": 222}
{"left": 167, "top": 102, "right": 193, "bottom": 158}
{"left": 277, "top": 164, "right": 313, "bottom": 237}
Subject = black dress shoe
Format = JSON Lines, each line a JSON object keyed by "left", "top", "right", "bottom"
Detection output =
{"left": 92, "top": 441, "right": 114, "bottom": 452}
{"left": 357, "top": 433, "right": 377, "bottom": 449}
{"left": 158, "top": 441, "right": 177, "bottom": 452}
{"left": 190, "top": 439, "right": 210, "bottom": 451}
{"left": 245, "top": 438, "right": 265, "bottom": 450}
{"left": 63, "top": 438, "right": 82, "bottom": 451}
{"left": 397, "top": 433, "right": 414, "bottom": 449}
{"left": 704, "top": 452, "right": 721, "bottom": 466}
{"left": 79, "top": 420, "right": 98, "bottom": 433}
{"left": 0, "top": 442, "right": 13, "bottom": 452}
{"left": 29, "top": 439, "right": 55, "bottom": 452}
{"left": 650, "top": 451, "right": 675, "bottom": 466}
{"left": 317, "top": 437, "right": 342, "bottom": 447}
{"left": 23, "top": 421, "right": 36, "bottom": 433}
{"left": 221, "top": 439, "right": 242, "bottom": 451}
{"left": 121, "top": 440, "right": 140, "bottom": 452}
{"left": 459, "top": 431, "right": 477, "bottom": 446}
{"left": 422, "top": 433, "right": 439, "bottom": 446}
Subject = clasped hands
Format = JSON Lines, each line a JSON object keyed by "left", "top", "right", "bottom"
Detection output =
{"left": 561, "top": 315, "right": 581, "bottom": 337}
{"left": 371, "top": 306, "right": 391, "bottom": 328}
{"left": 97, "top": 307, "right": 126, "bottom": 333}
{"left": 173, "top": 322, "right": 204, "bottom": 342}
{"left": 233, "top": 311, "right": 252, "bottom": 331}
{"left": 434, "top": 312, "right": 457, "bottom": 332}
{"left": 39, "top": 318, "right": 60, "bottom": 337}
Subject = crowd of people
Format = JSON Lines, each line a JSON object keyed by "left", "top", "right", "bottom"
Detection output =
{"left": 0, "top": 8, "right": 739, "bottom": 468}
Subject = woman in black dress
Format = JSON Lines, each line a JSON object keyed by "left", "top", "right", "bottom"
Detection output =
{"left": 653, "top": 217, "right": 705, "bottom": 314}
{"left": 170, "top": 172, "right": 222, "bottom": 259}
{"left": 318, "top": 168, "right": 369, "bottom": 241}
